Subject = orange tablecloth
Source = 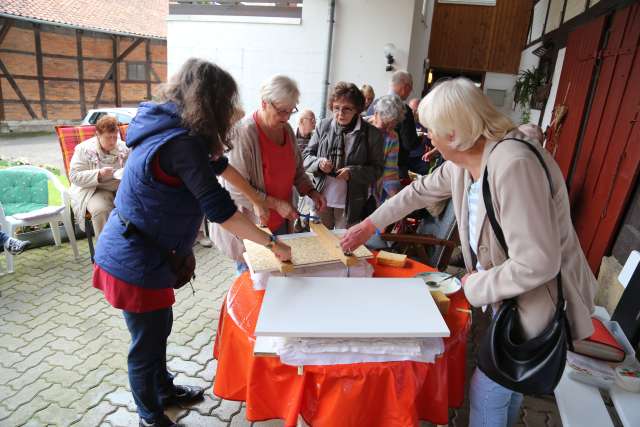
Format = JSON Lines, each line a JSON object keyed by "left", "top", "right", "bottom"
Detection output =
{"left": 213, "top": 259, "right": 471, "bottom": 426}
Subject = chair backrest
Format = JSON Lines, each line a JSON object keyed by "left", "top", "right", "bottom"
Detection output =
{"left": 416, "top": 198, "right": 457, "bottom": 269}
{"left": 55, "top": 124, "right": 128, "bottom": 178}
{"left": 0, "top": 168, "right": 49, "bottom": 217}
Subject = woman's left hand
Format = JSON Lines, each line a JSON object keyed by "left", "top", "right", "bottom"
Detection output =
{"left": 253, "top": 199, "right": 270, "bottom": 226}
{"left": 309, "top": 189, "right": 327, "bottom": 212}
{"left": 336, "top": 167, "right": 351, "bottom": 181}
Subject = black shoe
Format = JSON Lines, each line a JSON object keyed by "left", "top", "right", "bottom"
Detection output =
{"left": 139, "top": 414, "right": 182, "bottom": 427}
{"left": 161, "top": 384, "right": 205, "bottom": 407}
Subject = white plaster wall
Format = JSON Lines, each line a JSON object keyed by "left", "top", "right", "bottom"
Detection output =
{"left": 541, "top": 47, "right": 566, "bottom": 131}
{"left": 483, "top": 72, "right": 520, "bottom": 123}
{"left": 168, "top": 0, "right": 422, "bottom": 123}
{"left": 530, "top": 0, "right": 549, "bottom": 42}
{"left": 330, "top": 0, "right": 416, "bottom": 101}
{"left": 167, "top": 1, "right": 330, "bottom": 123}
{"left": 407, "top": 0, "right": 435, "bottom": 99}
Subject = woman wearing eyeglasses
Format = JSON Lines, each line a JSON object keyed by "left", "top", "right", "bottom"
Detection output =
{"left": 303, "top": 81, "right": 384, "bottom": 229}
{"left": 212, "top": 74, "right": 326, "bottom": 270}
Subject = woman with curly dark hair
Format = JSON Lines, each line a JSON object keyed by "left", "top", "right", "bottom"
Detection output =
{"left": 303, "top": 81, "right": 384, "bottom": 228}
{"left": 92, "top": 58, "right": 291, "bottom": 427}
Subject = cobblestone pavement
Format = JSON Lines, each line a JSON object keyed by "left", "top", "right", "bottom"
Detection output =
{"left": 1, "top": 239, "right": 569, "bottom": 426}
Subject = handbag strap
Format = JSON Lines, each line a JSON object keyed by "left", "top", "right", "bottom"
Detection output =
{"left": 481, "top": 137, "right": 568, "bottom": 313}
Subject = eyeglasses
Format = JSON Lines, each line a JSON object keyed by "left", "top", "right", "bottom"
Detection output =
{"left": 332, "top": 106, "right": 355, "bottom": 115}
{"left": 271, "top": 102, "right": 298, "bottom": 116}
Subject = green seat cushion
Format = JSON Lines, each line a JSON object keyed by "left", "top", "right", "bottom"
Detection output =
{"left": 0, "top": 169, "right": 49, "bottom": 216}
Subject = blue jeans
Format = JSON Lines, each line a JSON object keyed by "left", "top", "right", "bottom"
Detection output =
{"left": 469, "top": 368, "right": 523, "bottom": 427}
{"left": 0, "top": 230, "right": 8, "bottom": 246}
{"left": 123, "top": 308, "right": 176, "bottom": 422}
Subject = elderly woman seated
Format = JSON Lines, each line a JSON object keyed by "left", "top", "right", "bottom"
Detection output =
{"left": 303, "top": 81, "right": 384, "bottom": 229}
{"left": 69, "top": 115, "right": 129, "bottom": 240}
{"left": 212, "top": 74, "right": 326, "bottom": 271}
{"left": 369, "top": 94, "right": 406, "bottom": 204}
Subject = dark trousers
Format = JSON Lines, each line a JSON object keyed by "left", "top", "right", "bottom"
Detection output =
{"left": 123, "top": 307, "right": 176, "bottom": 421}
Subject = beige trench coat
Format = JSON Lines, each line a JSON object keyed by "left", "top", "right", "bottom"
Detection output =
{"left": 68, "top": 136, "right": 129, "bottom": 230}
{"left": 369, "top": 128, "right": 597, "bottom": 341}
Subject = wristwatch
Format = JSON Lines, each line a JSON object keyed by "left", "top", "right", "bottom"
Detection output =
{"left": 264, "top": 233, "right": 278, "bottom": 249}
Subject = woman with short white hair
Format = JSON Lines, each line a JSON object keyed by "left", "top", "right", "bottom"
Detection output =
{"left": 212, "top": 74, "right": 326, "bottom": 271}
{"left": 341, "top": 77, "right": 597, "bottom": 426}
{"left": 370, "top": 94, "right": 405, "bottom": 203}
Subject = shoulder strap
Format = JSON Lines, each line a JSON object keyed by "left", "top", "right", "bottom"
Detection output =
{"left": 481, "top": 137, "right": 552, "bottom": 257}
{"left": 482, "top": 138, "right": 568, "bottom": 318}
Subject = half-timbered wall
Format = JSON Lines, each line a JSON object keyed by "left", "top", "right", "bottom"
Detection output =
{"left": 0, "top": 18, "right": 167, "bottom": 122}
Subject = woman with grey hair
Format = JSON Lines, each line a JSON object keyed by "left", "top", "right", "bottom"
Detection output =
{"left": 369, "top": 94, "right": 405, "bottom": 203}
{"left": 341, "top": 77, "right": 596, "bottom": 426}
{"left": 212, "top": 74, "right": 326, "bottom": 271}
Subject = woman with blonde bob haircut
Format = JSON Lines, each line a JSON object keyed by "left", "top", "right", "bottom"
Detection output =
{"left": 341, "top": 77, "right": 597, "bottom": 427}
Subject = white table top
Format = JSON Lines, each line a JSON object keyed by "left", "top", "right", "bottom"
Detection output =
{"left": 255, "top": 277, "right": 450, "bottom": 338}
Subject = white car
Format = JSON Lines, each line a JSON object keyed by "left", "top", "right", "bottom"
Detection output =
{"left": 81, "top": 108, "right": 138, "bottom": 125}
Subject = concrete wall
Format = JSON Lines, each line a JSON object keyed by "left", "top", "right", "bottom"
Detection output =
{"left": 167, "top": 0, "right": 427, "bottom": 122}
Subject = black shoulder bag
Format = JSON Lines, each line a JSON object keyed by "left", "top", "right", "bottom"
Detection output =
{"left": 118, "top": 212, "right": 196, "bottom": 291}
{"left": 477, "top": 138, "right": 573, "bottom": 395}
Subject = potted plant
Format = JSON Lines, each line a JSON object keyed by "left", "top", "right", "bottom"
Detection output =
{"left": 514, "top": 66, "right": 545, "bottom": 123}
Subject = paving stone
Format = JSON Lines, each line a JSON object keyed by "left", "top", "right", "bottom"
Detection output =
{"left": 50, "top": 312, "right": 85, "bottom": 327}
{"left": 0, "top": 334, "right": 31, "bottom": 352}
{"left": 104, "top": 406, "right": 139, "bottom": 427}
{"left": 105, "top": 388, "right": 137, "bottom": 412}
{"left": 173, "top": 373, "right": 212, "bottom": 391}
{"left": 192, "top": 343, "right": 214, "bottom": 366}
{"left": 73, "top": 365, "right": 117, "bottom": 391}
{"left": 69, "top": 382, "right": 118, "bottom": 412}
{"left": 185, "top": 329, "right": 214, "bottom": 352}
{"left": 46, "top": 352, "right": 84, "bottom": 370}
{"left": 44, "top": 365, "right": 84, "bottom": 387}
{"left": 166, "top": 342, "right": 199, "bottom": 360}
{"left": 0, "top": 347, "right": 24, "bottom": 368}
{"left": 230, "top": 405, "right": 252, "bottom": 427}
{"left": 177, "top": 410, "right": 228, "bottom": 426}
{"left": 167, "top": 358, "right": 203, "bottom": 377}
{"left": 6, "top": 363, "right": 51, "bottom": 392}
{"left": 0, "top": 365, "right": 21, "bottom": 384}
{"left": 187, "top": 393, "right": 221, "bottom": 416}
{"left": 165, "top": 406, "right": 189, "bottom": 422}
{"left": 51, "top": 326, "right": 84, "bottom": 340}
{"left": 2, "top": 310, "right": 33, "bottom": 324}
{"left": 101, "top": 351, "right": 128, "bottom": 371}
{"left": 40, "top": 382, "right": 80, "bottom": 408}
{"left": 199, "top": 358, "right": 218, "bottom": 382}
{"left": 33, "top": 403, "right": 82, "bottom": 427}
{"left": 212, "top": 399, "right": 242, "bottom": 422}
{"left": 103, "top": 371, "right": 130, "bottom": 389}
{"left": 20, "top": 321, "right": 58, "bottom": 342}
{"left": 13, "top": 348, "right": 55, "bottom": 373}
{"left": 16, "top": 333, "right": 57, "bottom": 357}
{"left": 71, "top": 400, "right": 119, "bottom": 426}
{"left": 0, "top": 396, "right": 50, "bottom": 426}
{"left": 2, "top": 380, "right": 52, "bottom": 411}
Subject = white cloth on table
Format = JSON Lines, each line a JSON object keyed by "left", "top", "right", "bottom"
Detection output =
{"left": 270, "top": 336, "right": 445, "bottom": 366}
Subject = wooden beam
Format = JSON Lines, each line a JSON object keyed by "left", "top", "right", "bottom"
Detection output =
{"left": 0, "top": 68, "right": 4, "bottom": 122}
{"left": 0, "top": 19, "right": 12, "bottom": 46}
{"left": 94, "top": 37, "right": 143, "bottom": 108}
{"left": 0, "top": 73, "right": 161, "bottom": 84}
{"left": 309, "top": 222, "right": 358, "bottom": 267}
{"left": 113, "top": 36, "right": 121, "bottom": 107}
{"left": 76, "top": 29, "right": 86, "bottom": 117}
{"left": 0, "top": 58, "right": 38, "bottom": 118}
{"left": 145, "top": 40, "right": 152, "bottom": 99}
{"left": 33, "top": 24, "right": 47, "bottom": 119}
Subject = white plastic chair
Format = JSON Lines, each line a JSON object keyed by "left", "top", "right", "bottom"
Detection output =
{"left": 0, "top": 165, "right": 79, "bottom": 273}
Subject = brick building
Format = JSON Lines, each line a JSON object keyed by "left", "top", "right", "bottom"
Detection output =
{"left": 0, "top": 0, "right": 167, "bottom": 125}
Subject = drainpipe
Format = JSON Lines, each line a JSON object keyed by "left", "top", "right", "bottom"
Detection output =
{"left": 320, "top": 0, "right": 336, "bottom": 119}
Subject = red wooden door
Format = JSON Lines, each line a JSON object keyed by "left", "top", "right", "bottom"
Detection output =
{"left": 546, "top": 16, "right": 606, "bottom": 177}
{"left": 571, "top": 3, "right": 640, "bottom": 272}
